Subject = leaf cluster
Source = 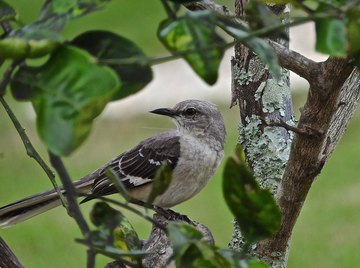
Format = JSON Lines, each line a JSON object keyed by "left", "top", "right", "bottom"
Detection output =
{"left": 1, "top": 0, "right": 360, "bottom": 267}
{"left": 2, "top": 0, "right": 360, "bottom": 155}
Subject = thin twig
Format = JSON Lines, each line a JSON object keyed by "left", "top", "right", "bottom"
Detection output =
{"left": 0, "top": 61, "right": 21, "bottom": 95}
{"left": 48, "top": 152, "right": 96, "bottom": 268}
{"left": 48, "top": 152, "right": 90, "bottom": 234}
{"left": 0, "top": 96, "right": 66, "bottom": 206}
{"left": 161, "top": 0, "right": 176, "bottom": 20}
{"left": 87, "top": 249, "right": 96, "bottom": 268}
{"left": 261, "top": 117, "right": 322, "bottom": 137}
{"left": 1, "top": 21, "right": 12, "bottom": 34}
{"left": 95, "top": 196, "right": 166, "bottom": 231}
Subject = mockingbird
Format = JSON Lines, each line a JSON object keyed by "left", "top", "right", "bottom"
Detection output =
{"left": 0, "top": 99, "right": 226, "bottom": 227}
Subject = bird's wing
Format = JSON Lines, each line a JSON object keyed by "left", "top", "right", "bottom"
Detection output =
{"left": 87, "top": 132, "right": 180, "bottom": 199}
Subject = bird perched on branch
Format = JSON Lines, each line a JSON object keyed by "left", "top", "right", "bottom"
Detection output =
{"left": 0, "top": 99, "right": 226, "bottom": 228}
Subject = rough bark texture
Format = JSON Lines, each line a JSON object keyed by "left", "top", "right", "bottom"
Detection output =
{"left": 0, "top": 236, "right": 24, "bottom": 268}
{"left": 106, "top": 213, "right": 214, "bottom": 268}
{"left": 257, "top": 59, "right": 357, "bottom": 258}
{"left": 231, "top": 1, "right": 293, "bottom": 266}
{"left": 191, "top": 0, "right": 360, "bottom": 267}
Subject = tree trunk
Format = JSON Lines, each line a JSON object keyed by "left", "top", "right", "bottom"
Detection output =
{"left": 231, "top": 1, "right": 293, "bottom": 267}
{"left": 231, "top": 1, "right": 360, "bottom": 267}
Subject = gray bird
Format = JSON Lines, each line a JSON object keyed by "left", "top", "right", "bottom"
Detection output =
{"left": 0, "top": 99, "right": 226, "bottom": 227}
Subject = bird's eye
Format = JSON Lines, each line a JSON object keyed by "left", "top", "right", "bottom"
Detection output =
{"left": 184, "top": 107, "right": 197, "bottom": 116}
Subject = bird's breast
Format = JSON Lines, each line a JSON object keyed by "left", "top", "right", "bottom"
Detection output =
{"left": 152, "top": 135, "right": 223, "bottom": 208}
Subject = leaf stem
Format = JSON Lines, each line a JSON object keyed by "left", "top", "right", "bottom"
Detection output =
{"left": 96, "top": 196, "right": 166, "bottom": 231}
{"left": 161, "top": 0, "right": 177, "bottom": 20}
{"left": 0, "top": 61, "right": 20, "bottom": 96}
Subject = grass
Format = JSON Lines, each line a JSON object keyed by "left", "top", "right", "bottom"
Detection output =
{"left": 1, "top": 1, "right": 360, "bottom": 267}
{"left": 0, "top": 98, "right": 237, "bottom": 267}
{"left": 1, "top": 93, "right": 360, "bottom": 267}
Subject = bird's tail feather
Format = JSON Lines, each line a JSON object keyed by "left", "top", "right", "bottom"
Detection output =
{"left": 0, "top": 177, "right": 94, "bottom": 228}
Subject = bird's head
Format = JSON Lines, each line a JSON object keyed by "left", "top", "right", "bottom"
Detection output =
{"left": 150, "top": 100, "right": 226, "bottom": 147}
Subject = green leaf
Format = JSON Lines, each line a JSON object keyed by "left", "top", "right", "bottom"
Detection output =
{"left": 147, "top": 162, "right": 173, "bottom": 204}
{"left": 168, "top": 222, "right": 203, "bottom": 255}
{"left": 10, "top": 45, "right": 120, "bottom": 156}
{"left": 315, "top": 18, "right": 347, "bottom": 56}
{"left": 39, "top": 0, "right": 111, "bottom": 20}
{"left": 0, "top": 0, "right": 113, "bottom": 60}
{"left": 158, "top": 10, "right": 226, "bottom": 85}
{"left": 0, "top": 38, "right": 59, "bottom": 60}
{"left": 219, "top": 249, "right": 269, "bottom": 268}
{"left": 216, "top": 17, "right": 280, "bottom": 79}
{"left": 90, "top": 202, "right": 141, "bottom": 250}
{"left": 72, "top": 30, "right": 153, "bottom": 100}
{"left": 246, "top": 0, "right": 283, "bottom": 36}
{"left": 222, "top": 145, "right": 281, "bottom": 243}
{"left": 168, "top": 223, "right": 232, "bottom": 268}
{"left": 77, "top": 202, "right": 146, "bottom": 263}
{"left": 0, "top": 0, "right": 16, "bottom": 23}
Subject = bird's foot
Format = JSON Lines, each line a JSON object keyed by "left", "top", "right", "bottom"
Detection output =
{"left": 154, "top": 207, "right": 192, "bottom": 224}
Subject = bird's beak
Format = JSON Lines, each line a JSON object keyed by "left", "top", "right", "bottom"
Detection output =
{"left": 149, "top": 108, "right": 177, "bottom": 117}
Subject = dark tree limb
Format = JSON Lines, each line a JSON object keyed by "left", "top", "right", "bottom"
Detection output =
{"left": 0, "top": 237, "right": 24, "bottom": 268}
{"left": 268, "top": 40, "right": 319, "bottom": 82}
{"left": 256, "top": 59, "right": 357, "bottom": 257}
{"left": 142, "top": 213, "right": 214, "bottom": 268}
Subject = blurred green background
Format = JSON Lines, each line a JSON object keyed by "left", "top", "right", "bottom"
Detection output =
{"left": 1, "top": 1, "right": 360, "bottom": 267}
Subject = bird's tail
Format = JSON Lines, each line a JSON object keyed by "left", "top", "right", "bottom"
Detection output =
{"left": 0, "top": 177, "right": 94, "bottom": 228}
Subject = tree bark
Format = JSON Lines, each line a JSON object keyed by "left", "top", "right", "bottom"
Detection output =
{"left": 180, "top": 1, "right": 360, "bottom": 267}
{"left": 257, "top": 59, "right": 357, "bottom": 258}
{"left": 106, "top": 213, "right": 214, "bottom": 268}
{"left": 0, "top": 236, "right": 24, "bottom": 268}
{"left": 231, "top": 1, "right": 293, "bottom": 266}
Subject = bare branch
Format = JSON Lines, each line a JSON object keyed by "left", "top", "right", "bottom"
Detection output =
{"left": 257, "top": 60, "right": 357, "bottom": 256}
{"left": 48, "top": 152, "right": 90, "bottom": 235}
{"left": 261, "top": 117, "right": 321, "bottom": 137}
{"left": 48, "top": 153, "right": 95, "bottom": 268}
{"left": 184, "top": 0, "right": 235, "bottom": 17}
{"left": 0, "top": 236, "right": 24, "bottom": 268}
{"left": 0, "top": 61, "right": 21, "bottom": 95}
{"left": 268, "top": 40, "right": 319, "bottom": 81}
{"left": 0, "top": 96, "right": 66, "bottom": 206}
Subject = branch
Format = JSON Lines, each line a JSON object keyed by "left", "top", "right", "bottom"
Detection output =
{"left": 0, "top": 61, "right": 21, "bottom": 95}
{"left": 325, "top": 69, "right": 360, "bottom": 155}
{"left": 48, "top": 152, "right": 89, "bottom": 235}
{"left": 141, "top": 213, "right": 214, "bottom": 268}
{"left": 257, "top": 58, "right": 357, "bottom": 256}
{"left": 184, "top": 0, "right": 238, "bottom": 20}
{"left": 0, "top": 237, "right": 24, "bottom": 268}
{"left": 48, "top": 153, "right": 95, "bottom": 268}
{"left": 184, "top": 0, "right": 323, "bottom": 82}
{"left": 0, "top": 96, "right": 66, "bottom": 206}
{"left": 268, "top": 40, "right": 319, "bottom": 81}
